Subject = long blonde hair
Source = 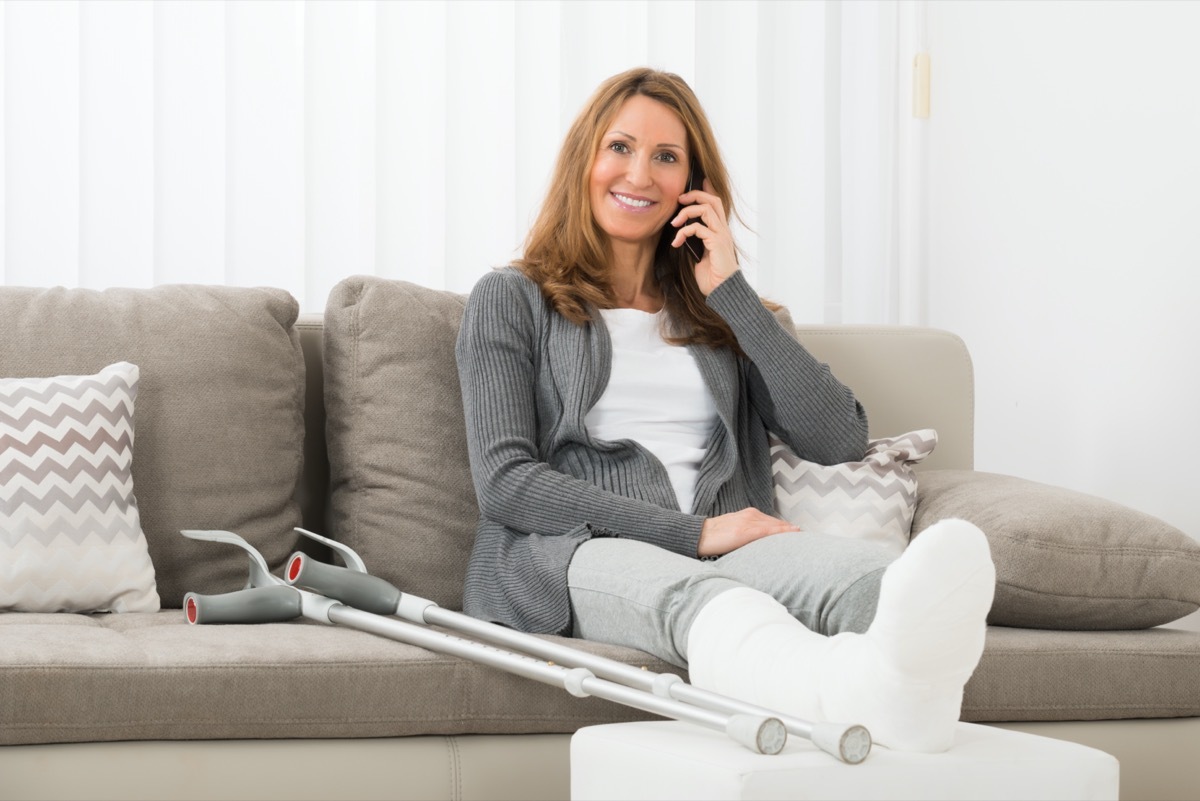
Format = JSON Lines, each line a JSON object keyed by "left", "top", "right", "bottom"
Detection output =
{"left": 515, "top": 67, "right": 771, "bottom": 350}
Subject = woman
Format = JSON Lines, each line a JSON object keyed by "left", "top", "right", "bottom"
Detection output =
{"left": 455, "top": 67, "right": 994, "bottom": 752}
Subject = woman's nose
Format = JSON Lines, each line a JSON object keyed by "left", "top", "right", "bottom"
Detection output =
{"left": 626, "top": 155, "right": 653, "bottom": 188}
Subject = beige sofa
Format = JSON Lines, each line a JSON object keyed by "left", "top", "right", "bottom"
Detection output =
{"left": 2, "top": 276, "right": 1198, "bottom": 801}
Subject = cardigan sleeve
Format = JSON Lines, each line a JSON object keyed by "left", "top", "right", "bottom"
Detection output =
{"left": 455, "top": 270, "right": 705, "bottom": 557}
{"left": 705, "top": 271, "right": 869, "bottom": 465}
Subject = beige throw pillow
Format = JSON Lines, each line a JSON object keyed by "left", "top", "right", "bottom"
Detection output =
{"left": 913, "top": 469, "right": 1200, "bottom": 629}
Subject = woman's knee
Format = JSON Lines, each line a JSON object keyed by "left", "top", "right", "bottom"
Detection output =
{"left": 715, "top": 531, "right": 896, "bottom": 634}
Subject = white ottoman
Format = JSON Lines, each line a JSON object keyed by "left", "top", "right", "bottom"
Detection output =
{"left": 571, "top": 721, "right": 1119, "bottom": 800}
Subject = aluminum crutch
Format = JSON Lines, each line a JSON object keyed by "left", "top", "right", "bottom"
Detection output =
{"left": 284, "top": 527, "right": 872, "bottom": 765}
{"left": 178, "top": 529, "right": 788, "bottom": 757}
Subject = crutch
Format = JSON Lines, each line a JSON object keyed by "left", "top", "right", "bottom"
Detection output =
{"left": 283, "top": 527, "right": 872, "bottom": 765}
{"left": 179, "top": 529, "right": 788, "bottom": 757}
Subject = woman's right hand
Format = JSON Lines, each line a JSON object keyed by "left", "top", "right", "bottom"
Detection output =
{"left": 698, "top": 508, "right": 801, "bottom": 558}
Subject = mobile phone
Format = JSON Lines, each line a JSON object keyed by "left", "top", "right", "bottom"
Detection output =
{"left": 682, "top": 162, "right": 706, "bottom": 262}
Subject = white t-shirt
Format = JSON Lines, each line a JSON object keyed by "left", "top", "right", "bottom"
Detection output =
{"left": 585, "top": 308, "right": 719, "bottom": 513}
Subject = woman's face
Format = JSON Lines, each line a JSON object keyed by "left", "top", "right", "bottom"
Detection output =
{"left": 589, "top": 94, "right": 690, "bottom": 252}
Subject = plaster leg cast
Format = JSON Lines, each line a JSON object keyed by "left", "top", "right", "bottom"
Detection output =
{"left": 686, "top": 518, "right": 995, "bottom": 752}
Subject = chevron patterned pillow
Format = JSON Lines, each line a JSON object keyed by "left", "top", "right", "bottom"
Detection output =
{"left": 0, "top": 362, "right": 159, "bottom": 613}
{"left": 770, "top": 429, "right": 938, "bottom": 555}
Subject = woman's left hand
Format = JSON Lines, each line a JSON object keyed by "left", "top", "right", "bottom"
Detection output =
{"left": 670, "top": 178, "right": 738, "bottom": 297}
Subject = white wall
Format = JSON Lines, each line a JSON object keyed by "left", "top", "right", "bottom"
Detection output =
{"left": 927, "top": 0, "right": 1200, "bottom": 538}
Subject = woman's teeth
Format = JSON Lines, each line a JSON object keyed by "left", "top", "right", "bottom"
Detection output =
{"left": 614, "top": 193, "right": 652, "bottom": 208}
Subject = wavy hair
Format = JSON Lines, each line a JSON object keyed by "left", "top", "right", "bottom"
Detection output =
{"left": 514, "top": 67, "right": 774, "bottom": 350}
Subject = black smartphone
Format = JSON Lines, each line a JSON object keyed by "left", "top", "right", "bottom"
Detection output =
{"left": 682, "top": 162, "right": 705, "bottom": 262}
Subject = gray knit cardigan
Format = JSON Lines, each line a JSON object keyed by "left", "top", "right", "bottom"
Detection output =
{"left": 455, "top": 266, "right": 869, "bottom": 635}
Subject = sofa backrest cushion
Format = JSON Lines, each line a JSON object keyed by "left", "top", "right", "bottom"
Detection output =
{"left": 0, "top": 285, "right": 306, "bottom": 607}
{"left": 324, "top": 276, "right": 477, "bottom": 610}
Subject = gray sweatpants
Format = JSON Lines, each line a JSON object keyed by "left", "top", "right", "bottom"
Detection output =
{"left": 567, "top": 532, "right": 895, "bottom": 668}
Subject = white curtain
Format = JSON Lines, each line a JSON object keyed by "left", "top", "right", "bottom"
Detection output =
{"left": 0, "top": 0, "right": 927, "bottom": 323}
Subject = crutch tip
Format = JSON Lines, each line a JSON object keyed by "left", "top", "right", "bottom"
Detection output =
{"left": 812, "top": 722, "right": 872, "bottom": 764}
{"left": 726, "top": 714, "right": 787, "bottom": 755}
{"left": 757, "top": 717, "right": 788, "bottom": 756}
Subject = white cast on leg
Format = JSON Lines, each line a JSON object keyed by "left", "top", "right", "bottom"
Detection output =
{"left": 685, "top": 518, "right": 995, "bottom": 752}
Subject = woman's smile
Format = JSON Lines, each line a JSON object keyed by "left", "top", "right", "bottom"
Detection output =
{"left": 610, "top": 192, "right": 658, "bottom": 212}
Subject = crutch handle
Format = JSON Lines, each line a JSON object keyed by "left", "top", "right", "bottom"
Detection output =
{"left": 285, "top": 552, "right": 400, "bottom": 616}
{"left": 183, "top": 586, "right": 302, "bottom": 625}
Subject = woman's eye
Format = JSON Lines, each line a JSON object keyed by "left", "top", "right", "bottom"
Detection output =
{"left": 609, "top": 142, "right": 630, "bottom": 154}
{"left": 656, "top": 151, "right": 678, "bottom": 163}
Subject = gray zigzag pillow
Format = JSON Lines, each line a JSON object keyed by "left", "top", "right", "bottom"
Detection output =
{"left": 770, "top": 429, "right": 938, "bottom": 555}
{"left": 0, "top": 361, "right": 160, "bottom": 613}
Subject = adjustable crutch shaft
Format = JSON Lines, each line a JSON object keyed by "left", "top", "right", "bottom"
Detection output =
{"left": 422, "top": 604, "right": 870, "bottom": 765}
{"left": 326, "top": 604, "right": 785, "bottom": 755}
{"left": 286, "top": 552, "right": 870, "bottom": 764}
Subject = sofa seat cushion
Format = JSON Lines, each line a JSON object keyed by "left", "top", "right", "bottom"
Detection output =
{"left": 964, "top": 625, "right": 1200, "bottom": 722}
{"left": 4, "top": 612, "right": 1199, "bottom": 747}
{"left": 0, "top": 611, "right": 677, "bottom": 746}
